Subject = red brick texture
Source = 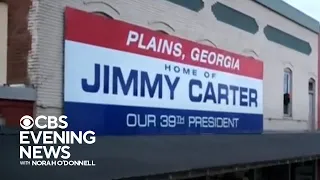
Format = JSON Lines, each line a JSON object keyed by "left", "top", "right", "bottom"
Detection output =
{"left": 1, "top": 0, "right": 31, "bottom": 84}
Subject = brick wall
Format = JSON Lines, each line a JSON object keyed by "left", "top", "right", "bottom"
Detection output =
{"left": 0, "top": 0, "right": 31, "bottom": 84}
{"left": 0, "top": 0, "right": 33, "bottom": 128}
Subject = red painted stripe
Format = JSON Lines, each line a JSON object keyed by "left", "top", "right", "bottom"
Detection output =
{"left": 64, "top": 7, "right": 263, "bottom": 79}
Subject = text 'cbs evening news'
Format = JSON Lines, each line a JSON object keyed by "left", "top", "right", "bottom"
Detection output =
{"left": 19, "top": 115, "right": 96, "bottom": 167}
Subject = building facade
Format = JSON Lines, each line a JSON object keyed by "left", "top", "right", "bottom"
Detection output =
{"left": 1, "top": 0, "right": 320, "bottom": 179}
{"left": 4, "top": 0, "right": 319, "bottom": 131}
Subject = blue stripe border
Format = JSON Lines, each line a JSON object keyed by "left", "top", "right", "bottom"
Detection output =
{"left": 64, "top": 102, "right": 263, "bottom": 135}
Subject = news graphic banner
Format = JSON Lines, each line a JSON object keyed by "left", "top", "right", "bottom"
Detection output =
{"left": 63, "top": 7, "right": 264, "bottom": 135}
{"left": 19, "top": 115, "right": 96, "bottom": 167}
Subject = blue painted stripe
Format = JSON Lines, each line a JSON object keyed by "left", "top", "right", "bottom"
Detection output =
{"left": 64, "top": 102, "right": 263, "bottom": 135}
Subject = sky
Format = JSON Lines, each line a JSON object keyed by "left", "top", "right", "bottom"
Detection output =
{"left": 283, "top": 0, "right": 320, "bottom": 22}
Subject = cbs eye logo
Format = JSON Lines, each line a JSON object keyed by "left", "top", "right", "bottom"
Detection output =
{"left": 20, "top": 115, "right": 35, "bottom": 130}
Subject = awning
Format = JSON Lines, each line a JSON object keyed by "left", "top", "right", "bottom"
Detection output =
{"left": 1, "top": 132, "right": 320, "bottom": 180}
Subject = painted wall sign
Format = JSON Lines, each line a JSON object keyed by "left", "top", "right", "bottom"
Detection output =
{"left": 64, "top": 7, "right": 264, "bottom": 136}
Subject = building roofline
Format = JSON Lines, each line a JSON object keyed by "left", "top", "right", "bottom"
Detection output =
{"left": 253, "top": 0, "right": 320, "bottom": 33}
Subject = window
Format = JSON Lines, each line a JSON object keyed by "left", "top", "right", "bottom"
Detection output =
{"left": 283, "top": 68, "right": 292, "bottom": 116}
{"left": 309, "top": 79, "right": 315, "bottom": 92}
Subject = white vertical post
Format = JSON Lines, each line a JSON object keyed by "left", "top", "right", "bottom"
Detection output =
{"left": 288, "top": 163, "right": 291, "bottom": 180}
{"left": 0, "top": 115, "right": 5, "bottom": 132}
{"left": 0, "top": 2, "right": 7, "bottom": 85}
{"left": 315, "top": 160, "right": 318, "bottom": 180}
